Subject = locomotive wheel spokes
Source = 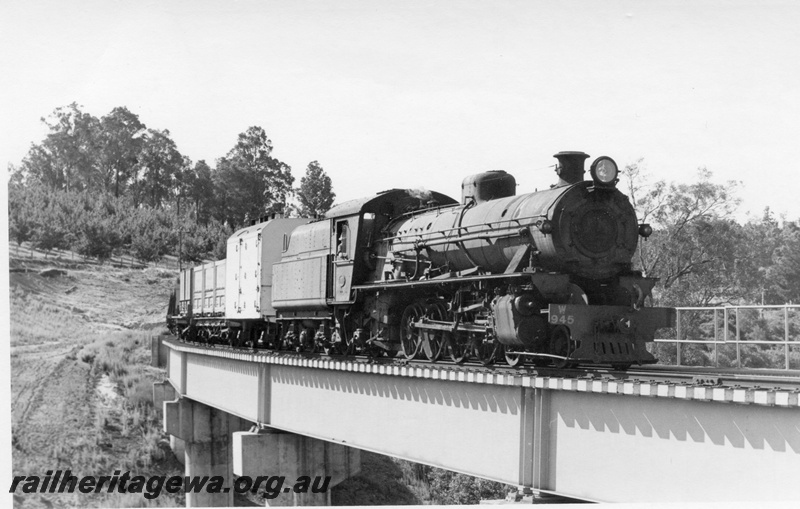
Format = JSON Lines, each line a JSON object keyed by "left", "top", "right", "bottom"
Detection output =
{"left": 447, "top": 331, "right": 470, "bottom": 364}
{"left": 474, "top": 335, "right": 499, "bottom": 366}
{"left": 422, "top": 303, "right": 446, "bottom": 362}
{"left": 400, "top": 304, "right": 425, "bottom": 359}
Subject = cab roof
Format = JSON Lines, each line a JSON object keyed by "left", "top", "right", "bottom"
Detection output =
{"left": 325, "top": 188, "right": 457, "bottom": 219}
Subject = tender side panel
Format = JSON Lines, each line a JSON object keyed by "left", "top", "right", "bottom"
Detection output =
{"left": 283, "top": 219, "right": 330, "bottom": 257}
{"left": 258, "top": 218, "right": 313, "bottom": 317}
{"left": 272, "top": 257, "right": 328, "bottom": 310}
{"left": 271, "top": 220, "right": 330, "bottom": 312}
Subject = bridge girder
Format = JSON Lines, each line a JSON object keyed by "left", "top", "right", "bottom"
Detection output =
{"left": 162, "top": 339, "right": 800, "bottom": 503}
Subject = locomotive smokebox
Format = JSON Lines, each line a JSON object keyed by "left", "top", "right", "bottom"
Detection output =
{"left": 461, "top": 170, "right": 516, "bottom": 205}
{"left": 554, "top": 151, "right": 590, "bottom": 186}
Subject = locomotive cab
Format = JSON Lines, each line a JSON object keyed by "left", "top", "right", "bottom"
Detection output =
{"left": 323, "top": 189, "right": 459, "bottom": 302}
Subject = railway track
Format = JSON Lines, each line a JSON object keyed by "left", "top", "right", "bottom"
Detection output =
{"left": 171, "top": 337, "right": 800, "bottom": 391}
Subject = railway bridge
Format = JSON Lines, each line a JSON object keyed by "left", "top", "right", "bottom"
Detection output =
{"left": 153, "top": 336, "right": 800, "bottom": 506}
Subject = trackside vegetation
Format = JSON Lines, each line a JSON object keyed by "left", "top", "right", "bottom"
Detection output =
{"left": 9, "top": 103, "right": 336, "bottom": 265}
{"left": 619, "top": 161, "right": 800, "bottom": 368}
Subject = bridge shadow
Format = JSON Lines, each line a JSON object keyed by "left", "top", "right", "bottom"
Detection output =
{"left": 556, "top": 392, "right": 800, "bottom": 453}
{"left": 273, "top": 368, "right": 520, "bottom": 415}
{"left": 270, "top": 366, "right": 800, "bottom": 455}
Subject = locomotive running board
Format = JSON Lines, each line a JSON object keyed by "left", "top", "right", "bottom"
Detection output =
{"left": 355, "top": 270, "right": 570, "bottom": 292}
{"left": 354, "top": 272, "right": 530, "bottom": 291}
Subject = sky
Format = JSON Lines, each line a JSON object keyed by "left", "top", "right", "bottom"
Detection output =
{"left": 2, "top": 0, "right": 800, "bottom": 222}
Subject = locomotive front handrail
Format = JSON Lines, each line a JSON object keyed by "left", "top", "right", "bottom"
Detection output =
{"left": 384, "top": 212, "right": 547, "bottom": 243}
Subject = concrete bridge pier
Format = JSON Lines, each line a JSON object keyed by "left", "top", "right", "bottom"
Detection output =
{"left": 164, "top": 396, "right": 252, "bottom": 507}
{"left": 151, "top": 334, "right": 169, "bottom": 368}
{"left": 233, "top": 428, "right": 361, "bottom": 506}
{"left": 153, "top": 381, "right": 186, "bottom": 464}
{"left": 153, "top": 380, "right": 177, "bottom": 409}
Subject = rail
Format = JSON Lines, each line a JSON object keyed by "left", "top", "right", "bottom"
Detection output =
{"left": 653, "top": 304, "right": 800, "bottom": 370}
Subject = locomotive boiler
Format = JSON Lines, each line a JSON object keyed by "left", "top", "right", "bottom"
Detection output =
{"left": 168, "top": 151, "right": 675, "bottom": 369}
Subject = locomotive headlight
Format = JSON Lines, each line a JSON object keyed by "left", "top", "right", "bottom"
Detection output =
{"left": 590, "top": 156, "right": 619, "bottom": 187}
{"left": 538, "top": 220, "right": 553, "bottom": 235}
{"left": 638, "top": 223, "right": 653, "bottom": 238}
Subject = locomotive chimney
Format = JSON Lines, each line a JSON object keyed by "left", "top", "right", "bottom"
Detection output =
{"left": 553, "top": 151, "right": 590, "bottom": 186}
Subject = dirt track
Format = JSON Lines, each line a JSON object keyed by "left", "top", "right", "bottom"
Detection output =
{"left": 12, "top": 350, "right": 95, "bottom": 472}
{"left": 9, "top": 257, "right": 177, "bottom": 508}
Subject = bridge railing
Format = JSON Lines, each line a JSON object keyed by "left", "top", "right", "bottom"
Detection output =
{"left": 652, "top": 304, "right": 800, "bottom": 370}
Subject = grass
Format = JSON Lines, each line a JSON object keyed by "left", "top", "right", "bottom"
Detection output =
{"left": 10, "top": 263, "right": 184, "bottom": 508}
{"left": 69, "top": 331, "right": 184, "bottom": 506}
{"left": 9, "top": 284, "right": 96, "bottom": 347}
{"left": 83, "top": 332, "right": 170, "bottom": 448}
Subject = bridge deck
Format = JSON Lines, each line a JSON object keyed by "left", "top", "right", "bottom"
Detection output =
{"left": 164, "top": 339, "right": 800, "bottom": 503}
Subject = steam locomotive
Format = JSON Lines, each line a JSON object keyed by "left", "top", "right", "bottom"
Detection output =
{"left": 167, "top": 151, "right": 675, "bottom": 369}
